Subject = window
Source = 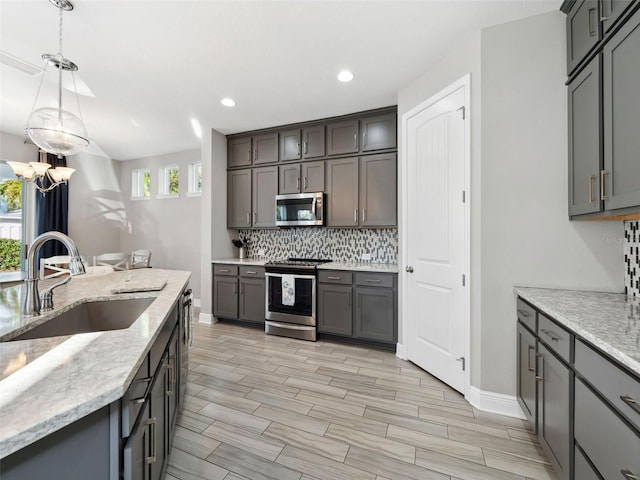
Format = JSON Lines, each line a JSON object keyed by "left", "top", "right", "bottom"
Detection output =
{"left": 188, "top": 162, "right": 202, "bottom": 196}
{"left": 0, "top": 161, "right": 27, "bottom": 273}
{"left": 131, "top": 168, "right": 151, "bottom": 199}
{"left": 158, "top": 165, "right": 179, "bottom": 198}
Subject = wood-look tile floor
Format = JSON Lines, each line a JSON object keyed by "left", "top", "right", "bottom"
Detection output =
{"left": 164, "top": 321, "right": 557, "bottom": 480}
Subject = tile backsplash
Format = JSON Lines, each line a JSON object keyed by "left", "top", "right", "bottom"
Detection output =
{"left": 624, "top": 220, "right": 640, "bottom": 297}
{"left": 238, "top": 228, "right": 398, "bottom": 263}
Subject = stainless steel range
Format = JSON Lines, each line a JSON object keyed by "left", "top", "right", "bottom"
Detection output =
{"left": 264, "top": 258, "right": 331, "bottom": 341}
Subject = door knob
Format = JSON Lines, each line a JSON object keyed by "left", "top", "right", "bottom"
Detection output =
{"left": 406, "top": 266, "right": 414, "bottom": 273}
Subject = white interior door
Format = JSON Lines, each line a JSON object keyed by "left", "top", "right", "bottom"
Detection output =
{"left": 404, "top": 79, "right": 469, "bottom": 394}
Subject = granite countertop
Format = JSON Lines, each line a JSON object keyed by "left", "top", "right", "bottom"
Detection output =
{"left": 0, "top": 268, "right": 190, "bottom": 459}
{"left": 514, "top": 287, "right": 640, "bottom": 375}
{"left": 318, "top": 262, "right": 398, "bottom": 273}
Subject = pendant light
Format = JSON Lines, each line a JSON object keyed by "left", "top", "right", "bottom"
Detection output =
{"left": 24, "top": 0, "right": 89, "bottom": 158}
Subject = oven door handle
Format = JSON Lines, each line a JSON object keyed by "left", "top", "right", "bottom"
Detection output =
{"left": 265, "top": 272, "right": 317, "bottom": 279}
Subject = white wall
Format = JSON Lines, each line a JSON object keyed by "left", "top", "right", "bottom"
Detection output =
{"left": 479, "top": 11, "right": 622, "bottom": 394}
{"left": 0, "top": 131, "right": 38, "bottom": 164}
{"left": 118, "top": 149, "right": 203, "bottom": 299}
{"left": 398, "top": 11, "right": 623, "bottom": 398}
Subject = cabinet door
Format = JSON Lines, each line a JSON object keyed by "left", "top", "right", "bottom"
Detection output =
{"left": 354, "top": 287, "right": 395, "bottom": 343}
{"left": 253, "top": 133, "right": 279, "bottom": 165}
{"left": 517, "top": 322, "right": 537, "bottom": 432}
{"left": 537, "top": 344, "right": 571, "bottom": 480}
{"left": 303, "top": 125, "right": 325, "bottom": 159}
{"left": 301, "top": 160, "right": 325, "bottom": 193}
{"left": 149, "top": 358, "right": 167, "bottom": 480}
{"left": 568, "top": 56, "right": 601, "bottom": 216}
{"left": 566, "top": 0, "right": 600, "bottom": 73}
{"left": 359, "top": 154, "right": 397, "bottom": 226}
{"left": 227, "top": 169, "right": 251, "bottom": 228}
{"left": 361, "top": 113, "right": 397, "bottom": 152}
{"left": 280, "top": 129, "right": 301, "bottom": 162}
{"left": 123, "top": 402, "right": 150, "bottom": 480}
{"left": 239, "top": 278, "right": 266, "bottom": 323}
{"left": 603, "top": 10, "right": 640, "bottom": 210}
{"left": 326, "top": 157, "right": 359, "bottom": 227}
{"left": 327, "top": 120, "right": 359, "bottom": 155}
{"left": 252, "top": 166, "right": 278, "bottom": 227}
{"left": 602, "top": 0, "right": 635, "bottom": 32}
{"left": 166, "top": 330, "right": 179, "bottom": 444}
{"left": 213, "top": 276, "right": 238, "bottom": 319}
{"left": 279, "top": 163, "right": 301, "bottom": 194}
{"left": 317, "top": 284, "right": 352, "bottom": 336}
{"left": 228, "top": 137, "right": 252, "bottom": 168}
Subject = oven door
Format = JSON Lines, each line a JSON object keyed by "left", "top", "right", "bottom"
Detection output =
{"left": 265, "top": 272, "right": 316, "bottom": 326}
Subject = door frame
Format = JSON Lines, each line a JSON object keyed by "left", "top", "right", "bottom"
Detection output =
{"left": 398, "top": 74, "right": 471, "bottom": 396}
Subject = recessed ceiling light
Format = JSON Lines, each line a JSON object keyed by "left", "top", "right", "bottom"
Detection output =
{"left": 221, "top": 97, "right": 236, "bottom": 107}
{"left": 337, "top": 70, "right": 354, "bottom": 82}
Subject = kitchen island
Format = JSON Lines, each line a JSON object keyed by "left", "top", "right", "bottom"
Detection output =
{"left": 0, "top": 268, "right": 190, "bottom": 471}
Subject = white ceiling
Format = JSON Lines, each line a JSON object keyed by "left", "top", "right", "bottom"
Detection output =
{"left": 0, "top": 0, "right": 560, "bottom": 161}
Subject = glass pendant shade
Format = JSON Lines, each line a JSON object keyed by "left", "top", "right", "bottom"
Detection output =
{"left": 25, "top": 106, "right": 89, "bottom": 157}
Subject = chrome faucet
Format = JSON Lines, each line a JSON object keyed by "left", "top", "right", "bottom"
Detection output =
{"left": 23, "top": 231, "right": 86, "bottom": 316}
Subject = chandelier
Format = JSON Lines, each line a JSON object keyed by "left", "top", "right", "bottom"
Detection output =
{"left": 25, "top": 0, "right": 89, "bottom": 157}
{"left": 7, "top": 151, "right": 75, "bottom": 195}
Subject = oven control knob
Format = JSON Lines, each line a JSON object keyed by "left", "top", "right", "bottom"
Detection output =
{"left": 405, "top": 266, "right": 414, "bottom": 273}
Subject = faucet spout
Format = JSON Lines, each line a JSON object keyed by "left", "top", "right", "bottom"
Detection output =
{"left": 22, "top": 231, "right": 86, "bottom": 316}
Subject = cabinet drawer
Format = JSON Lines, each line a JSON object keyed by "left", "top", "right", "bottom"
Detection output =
{"left": 575, "top": 378, "right": 640, "bottom": 480}
{"left": 355, "top": 272, "right": 394, "bottom": 288}
{"left": 214, "top": 264, "right": 238, "bottom": 276}
{"left": 240, "top": 266, "right": 265, "bottom": 277}
{"left": 121, "top": 355, "right": 150, "bottom": 438}
{"left": 318, "top": 271, "right": 353, "bottom": 285}
{"left": 538, "top": 313, "right": 572, "bottom": 363}
{"left": 516, "top": 298, "right": 537, "bottom": 332}
{"left": 575, "top": 339, "right": 640, "bottom": 431}
{"left": 574, "top": 446, "right": 602, "bottom": 480}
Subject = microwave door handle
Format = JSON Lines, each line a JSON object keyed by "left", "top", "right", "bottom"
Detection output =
{"left": 312, "top": 197, "right": 316, "bottom": 218}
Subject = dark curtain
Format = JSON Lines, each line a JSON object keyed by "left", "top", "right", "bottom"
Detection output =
{"left": 36, "top": 152, "right": 69, "bottom": 259}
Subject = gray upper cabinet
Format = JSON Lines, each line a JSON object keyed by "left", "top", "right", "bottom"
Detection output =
{"left": 252, "top": 166, "right": 277, "bottom": 227}
{"left": 228, "top": 136, "right": 252, "bottom": 168}
{"left": 279, "top": 163, "right": 301, "bottom": 194}
{"left": 568, "top": 56, "right": 601, "bottom": 216}
{"left": 326, "top": 157, "right": 359, "bottom": 227}
{"left": 227, "top": 169, "right": 252, "bottom": 228}
{"left": 361, "top": 113, "right": 397, "bottom": 152}
{"left": 327, "top": 120, "right": 359, "bottom": 155}
{"left": 279, "top": 161, "right": 325, "bottom": 194}
{"left": 359, "top": 154, "right": 397, "bottom": 227}
{"left": 566, "top": 0, "right": 600, "bottom": 74}
{"left": 280, "top": 129, "right": 301, "bottom": 162}
{"left": 603, "top": 9, "right": 640, "bottom": 210}
{"left": 302, "top": 125, "right": 325, "bottom": 159}
{"left": 253, "top": 133, "right": 279, "bottom": 165}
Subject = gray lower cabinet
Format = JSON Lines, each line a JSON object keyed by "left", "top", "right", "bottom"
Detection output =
{"left": 227, "top": 169, "right": 252, "bottom": 228}
{"left": 326, "top": 157, "right": 359, "bottom": 227}
{"left": 279, "top": 161, "right": 324, "bottom": 194}
{"left": 517, "top": 321, "right": 537, "bottom": 431}
{"left": 568, "top": 56, "right": 601, "bottom": 216}
{"left": 124, "top": 402, "right": 150, "bottom": 480}
{"left": 603, "top": 9, "right": 640, "bottom": 210}
{"left": 537, "top": 343, "right": 572, "bottom": 480}
{"left": 318, "top": 271, "right": 396, "bottom": 344}
{"left": 149, "top": 352, "right": 167, "bottom": 480}
{"left": 252, "top": 166, "right": 277, "bottom": 228}
{"left": 213, "top": 264, "right": 265, "bottom": 324}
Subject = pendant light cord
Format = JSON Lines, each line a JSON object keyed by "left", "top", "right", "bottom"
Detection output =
{"left": 57, "top": 4, "right": 63, "bottom": 126}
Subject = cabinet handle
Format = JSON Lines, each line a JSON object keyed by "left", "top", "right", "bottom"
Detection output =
{"left": 600, "top": 0, "right": 609, "bottom": 21}
{"left": 297, "top": 143, "right": 301, "bottom": 156}
{"left": 327, "top": 276, "right": 342, "bottom": 280}
{"left": 246, "top": 270, "right": 257, "bottom": 275}
{"left": 146, "top": 417, "right": 157, "bottom": 464}
{"left": 366, "top": 279, "right": 382, "bottom": 283}
{"left": 304, "top": 141, "right": 308, "bottom": 154}
{"left": 254, "top": 148, "right": 258, "bottom": 161}
{"left": 246, "top": 212, "right": 251, "bottom": 225}
{"left": 253, "top": 212, "right": 257, "bottom": 224}
{"left": 297, "top": 177, "right": 300, "bottom": 190}
{"left": 620, "top": 395, "right": 640, "bottom": 415}
{"left": 362, "top": 209, "right": 366, "bottom": 223}
{"left": 621, "top": 469, "right": 639, "bottom": 480}
{"left": 540, "top": 328, "right": 560, "bottom": 342}
{"left": 304, "top": 176, "right": 308, "bottom": 190}
{"left": 588, "top": 8, "right": 598, "bottom": 36}
{"left": 166, "top": 356, "right": 175, "bottom": 396}
{"left": 527, "top": 345, "right": 535, "bottom": 372}
{"left": 354, "top": 209, "right": 358, "bottom": 223}
{"left": 517, "top": 309, "right": 530, "bottom": 318}
{"left": 354, "top": 133, "right": 357, "bottom": 147}
{"left": 536, "top": 355, "right": 544, "bottom": 382}
{"left": 600, "top": 170, "right": 609, "bottom": 200}
{"left": 247, "top": 149, "right": 251, "bottom": 161}
{"left": 219, "top": 269, "right": 230, "bottom": 273}
{"left": 131, "top": 377, "right": 153, "bottom": 404}
{"left": 589, "top": 174, "right": 597, "bottom": 203}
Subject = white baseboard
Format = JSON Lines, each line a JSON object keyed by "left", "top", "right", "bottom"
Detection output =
{"left": 193, "top": 298, "right": 201, "bottom": 308}
{"left": 198, "top": 312, "right": 216, "bottom": 324}
{"left": 466, "top": 386, "right": 526, "bottom": 419}
{"left": 395, "top": 342, "right": 407, "bottom": 360}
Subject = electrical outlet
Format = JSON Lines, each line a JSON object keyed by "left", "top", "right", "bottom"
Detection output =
{"left": 361, "top": 253, "right": 371, "bottom": 261}
{"left": 258, "top": 249, "right": 265, "bottom": 256}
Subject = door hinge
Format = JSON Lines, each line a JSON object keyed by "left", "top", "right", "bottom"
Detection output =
{"left": 462, "top": 190, "right": 466, "bottom": 203}
{"left": 456, "top": 106, "right": 466, "bottom": 120}
{"left": 462, "top": 274, "right": 466, "bottom": 286}
{"left": 456, "top": 357, "right": 466, "bottom": 371}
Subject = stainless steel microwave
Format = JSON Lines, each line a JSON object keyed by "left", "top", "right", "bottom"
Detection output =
{"left": 275, "top": 192, "right": 324, "bottom": 226}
